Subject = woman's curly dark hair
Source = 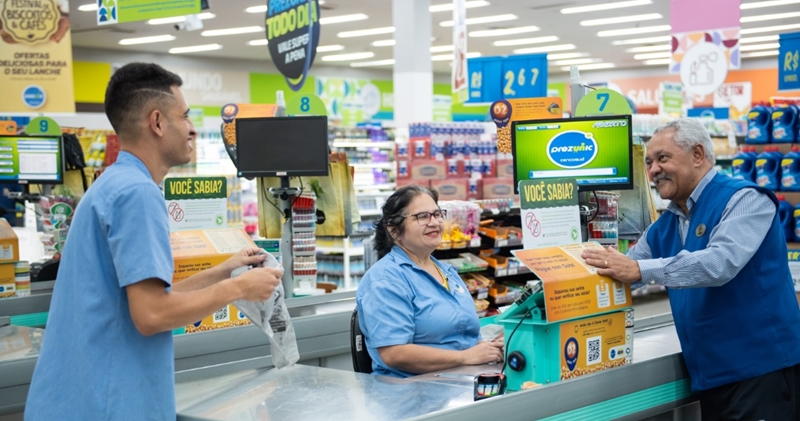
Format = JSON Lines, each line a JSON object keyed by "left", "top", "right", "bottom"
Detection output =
{"left": 373, "top": 185, "right": 439, "bottom": 259}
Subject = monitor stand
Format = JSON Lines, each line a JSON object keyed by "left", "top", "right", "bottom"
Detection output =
{"left": 268, "top": 176, "right": 300, "bottom": 296}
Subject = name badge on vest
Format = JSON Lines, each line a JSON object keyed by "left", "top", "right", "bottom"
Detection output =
{"left": 695, "top": 224, "right": 706, "bottom": 237}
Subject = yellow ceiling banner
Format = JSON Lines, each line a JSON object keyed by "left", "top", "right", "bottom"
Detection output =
{"left": 0, "top": 0, "right": 75, "bottom": 112}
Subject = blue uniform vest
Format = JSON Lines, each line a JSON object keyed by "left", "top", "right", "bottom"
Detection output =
{"left": 647, "top": 173, "right": 800, "bottom": 391}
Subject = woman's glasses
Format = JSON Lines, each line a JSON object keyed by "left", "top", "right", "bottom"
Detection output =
{"left": 404, "top": 209, "right": 447, "bottom": 225}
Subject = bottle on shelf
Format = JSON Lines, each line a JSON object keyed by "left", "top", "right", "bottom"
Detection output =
{"left": 756, "top": 146, "right": 781, "bottom": 191}
{"left": 776, "top": 195, "right": 794, "bottom": 242}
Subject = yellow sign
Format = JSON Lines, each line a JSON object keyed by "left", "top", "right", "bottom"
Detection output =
{"left": 512, "top": 242, "right": 632, "bottom": 323}
{"left": 0, "top": 0, "right": 75, "bottom": 112}
{"left": 559, "top": 311, "right": 632, "bottom": 381}
{"left": 491, "top": 97, "right": 563, "bottom": 154}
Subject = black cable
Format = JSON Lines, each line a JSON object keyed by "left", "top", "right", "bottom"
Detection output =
{"left": 501, "top": 307, "right": 533, "bottom": 375}
{"left": 586, "top": 190, "right": 600, "bottom": 223}
{"left": 261, "top": 182, "right": 286, "bottom": 219}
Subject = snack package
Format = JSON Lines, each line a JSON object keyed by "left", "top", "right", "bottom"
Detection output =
{"left": 232, "top": 250, "right": 299, "bottom": 369}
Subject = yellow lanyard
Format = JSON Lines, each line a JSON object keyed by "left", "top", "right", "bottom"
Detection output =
{"left": 433, "top": 264, "right": 449, "bottom": 292}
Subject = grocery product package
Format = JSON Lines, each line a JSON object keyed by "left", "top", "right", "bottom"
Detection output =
{"left": 232, "top": 251, "right": 299, "bottom": 369}
{"left": 39, "top": 185, "right": 76, "bottom": 257}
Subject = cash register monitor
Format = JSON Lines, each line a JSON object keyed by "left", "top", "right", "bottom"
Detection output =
{"left": 235, "top": 116, "right": 330, "bottom": 178}
{"left": 511, "top": 115, "right": 633, "bottom": 192}
{"left": 0, "top": 135, "right": 64, "bottom": 184}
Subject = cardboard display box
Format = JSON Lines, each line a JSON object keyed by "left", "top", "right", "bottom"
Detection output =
{"left": 410, "top": 160, "right": 446, "bottom": 180}
{"left": 170, "top": 228, "right": 257, "bottom": 333}
{"left": 0, "top": 263, "right": 15, "bottom": 298}
{"left": 431, "top": 179, "right": 469, "bottom": 201}
{"left": 0, "top": 219, "right": 19, "bottom": 263}
{"left": 482, "top": 178, "right": 515, "bottom": 199}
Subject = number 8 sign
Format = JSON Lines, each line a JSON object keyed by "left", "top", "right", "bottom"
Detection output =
{"left": 286, "top": 94, "right": 327, "bottom": 116}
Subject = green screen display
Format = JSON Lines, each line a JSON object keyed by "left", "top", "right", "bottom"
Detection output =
{"left": 511, "top": 116, "right": 633, "bottom": 192}
{"left": 0, "top": 136, "right": 63, "bottom": 184}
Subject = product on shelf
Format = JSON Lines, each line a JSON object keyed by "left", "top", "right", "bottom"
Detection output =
{"left": 588, "top": 191, "right": 620, "bottom": 244}
{"left": 756, "top": 146, "right": 782, "bottom": 191}
{"left": 732, "top": 146, "right": 757, "bottom": 183}
{"left": 772, "top": 104, "right": 799, "bottom": 143}
{"left": 747, "top": 104, "right": 773, "bottom": 144}
{"left": 292, "top": 193, "right": 318, "bottom": 291}
{"left": 39, "top": 185, "right": 76, "bottom": 257}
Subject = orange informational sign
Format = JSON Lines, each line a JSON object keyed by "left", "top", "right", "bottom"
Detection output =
{"left": 491, "top": 97, "right": 563, "bottom": 154}
{"left": 0, "top": 121, "right": 16, "bottom": 135}
{"left": 559, "top": 310, "right": 633, "bottom": 381}
{"left": 512, "top": 242, "right": 632, "bottom": 323}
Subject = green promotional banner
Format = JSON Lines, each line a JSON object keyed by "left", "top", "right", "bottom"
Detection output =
{"left": 164, "top": 177, "right": 228, "bottom": 231}
{"left": 98, "top": 0, "right": 201, "bottom": 25}
{"left": 519, "top": 178, "right": 581, "bottom": 248}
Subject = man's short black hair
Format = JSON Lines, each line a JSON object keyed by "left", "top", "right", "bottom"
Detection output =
{"left": 104, "top": 63, "right": 183, "bottom": 136}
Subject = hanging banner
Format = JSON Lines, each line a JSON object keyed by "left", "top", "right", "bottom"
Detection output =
{"left": 0, "top": 0, "right": 74, "bottom": 112}
{"left": 266, "top": 0, "right": 320, "bottom": 92}
{"left": 98, "top": 0, "right": 201, "bottom": 25}
{"left": 669, "top": 0, "right": 741, "bottom": 97}
{"left": 779, "top": 32, "right": 800, "bottom": 92}
{"left": 164, "top": 177, "right": 228, "bottom": 231}
{"left": 714, "top": 81, "right": 752, "bottom": 121}
{"left": 451, "top": 0, "right": 468, "bottom": 104}
{"left": 659, "top": 82, "right": 683, "bottom": 117}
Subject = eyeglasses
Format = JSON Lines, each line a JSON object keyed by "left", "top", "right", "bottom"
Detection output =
{"left": 404, "top": 209, "right": 447, "bottom": 225}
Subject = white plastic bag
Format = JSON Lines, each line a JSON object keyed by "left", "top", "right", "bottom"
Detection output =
{"left": 232, "top": 251, "right": 300, "bottom": 369}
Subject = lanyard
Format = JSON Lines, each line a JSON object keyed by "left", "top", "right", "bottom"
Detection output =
{"left": 433, "top": 263, "right": 449, "bottom": 292}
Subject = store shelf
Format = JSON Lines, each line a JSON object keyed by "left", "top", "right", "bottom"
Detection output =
{"left": 316, "top": 246, "right": 364, "bottom": 256}
{"left": 351, "top": 162, "right": 394, "bottom": 170}
{"left": 481, "top": 236, "right": 523, "bottom": 248}
{"left": 333, "top": 141, "right": 395, "bottom": 149}
{"left": 494, "top": 265, "right": 532, "bottom": 278}
{"left": 355, "top": 183, "right": 396, "bottom": 191}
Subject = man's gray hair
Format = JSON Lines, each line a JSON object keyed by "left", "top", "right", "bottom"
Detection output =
{"left": 652, "top": 118, "right": 716, "bottom": 165}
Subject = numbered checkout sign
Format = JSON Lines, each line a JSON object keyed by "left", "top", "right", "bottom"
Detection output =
{"left": 467, "top": 54, "right": 548, "bottom": 103}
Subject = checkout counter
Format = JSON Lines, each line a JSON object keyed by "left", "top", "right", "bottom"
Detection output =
{"left": 0, "top": 289, "right": 697, "bottom": 420}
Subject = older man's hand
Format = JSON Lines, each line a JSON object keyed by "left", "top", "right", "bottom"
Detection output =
{"left": 581, "top": 246, "right": 641, "bottom": 283}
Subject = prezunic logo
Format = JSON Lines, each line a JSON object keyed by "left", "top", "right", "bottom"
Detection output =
{"left": 550, "top": 143, "right": 594, "bottom": 154}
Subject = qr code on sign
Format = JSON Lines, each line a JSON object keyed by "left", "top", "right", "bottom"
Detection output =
{"left": 587, "top": 336, "right": 601, "bottom": 366}
{"left": 214, "top": 307, "right": 230, "bottom": 323}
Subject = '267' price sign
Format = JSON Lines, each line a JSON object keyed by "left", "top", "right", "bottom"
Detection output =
{"left": 467, "top": 54, "right": 548, "bottom": 103}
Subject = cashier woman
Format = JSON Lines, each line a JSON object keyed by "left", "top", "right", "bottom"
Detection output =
{"left": 582, "top": 118, "right": 800, "bottom": 420}
{"left": 357, "top": 185, "right": 503, "bottom": 378}
{"left": 25, "top": 63, "right": 282, "bottom": 420}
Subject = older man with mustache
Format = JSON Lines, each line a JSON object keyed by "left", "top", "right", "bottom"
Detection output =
{"left": 582, "top": 118, "right": 800, "bottom": 420}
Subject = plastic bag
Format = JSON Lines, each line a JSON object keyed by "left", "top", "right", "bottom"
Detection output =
{"left": 232, "top": 251, "right": 300, "bottom": 369}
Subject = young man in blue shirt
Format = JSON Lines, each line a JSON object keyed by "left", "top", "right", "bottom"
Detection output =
{"left": 583, "top": 118, "right": 800, "bottom": 420}
{"left": 25, "top": 63, "right": 283, "bottom": 420}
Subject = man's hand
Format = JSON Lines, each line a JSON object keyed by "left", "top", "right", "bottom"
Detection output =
{"left": 581, "top": 246, "right": 642, "bottom": 283}
{"left": 233, "top": 267, "right": 283, "bottom": 302}
{"left": 215, "top": 247, "right": 267, "bottom": 278}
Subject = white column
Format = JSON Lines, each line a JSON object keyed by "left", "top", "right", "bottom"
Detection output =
{"left": 392, "top": 0, "right": 433, "bottom": 127}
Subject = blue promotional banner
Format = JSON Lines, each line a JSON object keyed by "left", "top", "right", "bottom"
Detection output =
{"left": 467, "top": 54, "right": 547, "bottom": 103}
{"left": 778, "top": 32, "right": 800, "bottom": 92}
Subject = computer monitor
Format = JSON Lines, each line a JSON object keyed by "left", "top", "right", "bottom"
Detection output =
{"left": 235, "top": 116, "right": 330, "bottom": 178}
{"left": 0, "top": 135, "right": 64, "bottom": 184}
{"left": 511, "top": 115, "right": 633, "bottom": 192}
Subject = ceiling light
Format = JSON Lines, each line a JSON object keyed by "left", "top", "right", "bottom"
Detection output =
{"left": 317, "top": 45, "right": 345, "bottom": 52}
{"left": 551, "top": 58, "right": 602, "bottom": 66}
{"left": 580, "top": 13, "right": 662, "bottom": 27}
{"left": 469, "top": 26, "right": 539, "bottom": 37}
{"left": 201, "top": 26, "right": 262, "bottom": 37}
{"left": 741, "top": 0, "right": 800, "bottom": 9}
{"left": 625, "top": 44, "right": 670, "bottom": 53}
{"left": 742, "top": 50, "right": 780, "bottom": 57}
{"left": 741, "top": 23, "right": 800, "bottom": 34}
{"left": 372, "top": 39, "right": 395, "bottom": 47}
{"left": 430, "top": 45, "right": 455, "bottom": 52}
{"left": 245, "top": 5, "right": 267, "bottom": 13}
{"left": 320, "top": 14, "right": 369, "bottom": 25}
{"left": 633, "top": 52, "right": 671, "bottom": 60}
{"left": 149, "top": 12, "right": 215, "bottom": 25}
{"left": 338, "top": 27, "right": 395, "bottom": 38}
{"left": 740, "top": 11, "right": 800, "bottom": 22}
{"left": 740, "top": 42, "right": 781, "bottom": 51}
{"left": 432, "top": 52, "right": 481, "bottom": 61}
{"left": 351, "top": 59, "right": 397, "bottom": 67}
{"left": 560, "top": 63, "right": 616, "bottom": 71}
{"left": 169, "top": 44, "right": 222, "bottom": 54}
{"left": 561, "top": 0, "right": 652, "bottom": 14}
{"left": 644, "top": 59, "right": 671, "bottom": 65}
{"left": 78, "top": 3, "right": 98, "bottom": 11}
{"left": 598, "top": 25, "right": 671, "bottom": 37}
{"left": 430, "top": 1, "right": 490, "bottom": 12}
{"left": 611, "top": 35, "right": 671, "bottom": 45}
{"left": 493, "top": 36, "right": 558, "bottom": 47}
{"left": 119, "top": 35, "right": 177, "bottom": 45}
{"left": 512, "top": 44, "right": 575, "bottom": 54}
{"left": 740, "top": 35, "right": 780, "bottom": 43}
{"left": 321, "top": 52, "right": 375, "bottom": 62}
{"left": 440, "top": 14, "right": 517, "bottom": 27}
{"left": 248, "top": 39, "right": 268, "bottom": 46}
{"left": 547, "top": 52, "right": 590, "bottom": 60}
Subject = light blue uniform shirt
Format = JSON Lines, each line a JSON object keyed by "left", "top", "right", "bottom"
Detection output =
{"left": 356, "top": 245, "right": 480, "bottom": 378}
{"left": 26, "top": 152, "right": 176, "bottom": 420}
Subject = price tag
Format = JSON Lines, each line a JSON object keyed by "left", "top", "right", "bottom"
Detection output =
{"left": 497, "top": 239, "right": 508, "bottom": 247}
{"left": 508, "top": 267, "right": 518, "bottom": 276}
{"left": 496, "top": 268, "right": 507, "bottom": 277}
{"left": 467, "top": 54, "right": 547, "bottom": 103}
{"left": 470, "top": 238, "right": 482, "bottom": 248}
{"left": 477, "top": 288, "right": 488, "bottom": 300}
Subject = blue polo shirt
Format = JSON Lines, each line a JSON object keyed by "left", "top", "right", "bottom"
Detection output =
{"left": 26, "top": 152, "right": 176, "bottom": 420}
{"left": 356, "top": 246, "right": 480, "bottom": 378}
